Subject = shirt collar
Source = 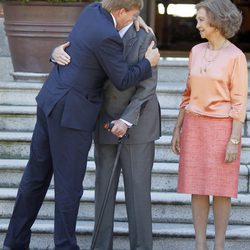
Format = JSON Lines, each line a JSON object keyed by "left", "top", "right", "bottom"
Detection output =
{"left": 110, "top": 13, "right": 117, "bottom": 29}
{"left": 110, "top": 13, "right": 133, "bottom": 38}
{"left": 119, "top": 23, "right": 133, "bottom": 38}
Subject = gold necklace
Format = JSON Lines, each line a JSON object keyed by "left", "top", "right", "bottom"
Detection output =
{"left": 200, "top": 40, "right": 228, "bottom": 74}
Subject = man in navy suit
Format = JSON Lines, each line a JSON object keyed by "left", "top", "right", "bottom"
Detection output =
{"left": 3, "top": 1, "right": 160, "bottom": 250}
{"left": 53, "top": 22, "right": 160, "bottom": 249}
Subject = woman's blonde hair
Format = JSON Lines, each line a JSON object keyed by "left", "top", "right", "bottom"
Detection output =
{"left": 101, "top": 0, "right": 143, "bottom": 12}
{"left": 196, "top": 0, "right": 242, "bottom": 38}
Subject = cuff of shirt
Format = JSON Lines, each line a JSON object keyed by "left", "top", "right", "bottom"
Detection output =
{"left": 49, "top": 57, "right": 57, "bottom": 64}
{"left": 119, "top": 119, "right": 132, "bottom": 128}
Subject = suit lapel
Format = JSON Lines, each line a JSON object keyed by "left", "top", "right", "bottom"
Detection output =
{"left": 122, "top": 26, "right": 138, "bottom": 59}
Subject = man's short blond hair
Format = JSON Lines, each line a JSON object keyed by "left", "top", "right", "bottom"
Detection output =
{"left": 101, "top": 0, "right": 144, "bottom": 12}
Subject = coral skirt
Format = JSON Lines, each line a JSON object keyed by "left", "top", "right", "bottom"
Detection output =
{"left": 177, "top": 112, "right": 241, "bottom": 198}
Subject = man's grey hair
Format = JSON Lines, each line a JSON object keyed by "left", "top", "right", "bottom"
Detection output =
{"left": 101, "top": 0, "right": 144, "bottom": 12}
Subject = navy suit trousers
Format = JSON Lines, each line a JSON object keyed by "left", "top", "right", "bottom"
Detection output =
{"left": 4, "top": 97, "right": 92, "bottom": 250}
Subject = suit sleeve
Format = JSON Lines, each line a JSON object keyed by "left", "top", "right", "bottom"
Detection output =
{"left": 94, "top": 35, "right": 152, "bottom": 91}
{"left": 120, "top": 33, "right": 158, "bottom": 125}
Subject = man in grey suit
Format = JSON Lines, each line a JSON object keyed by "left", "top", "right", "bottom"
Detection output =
{"left": 52, "top": 23, "right": 160, "bottom": 250}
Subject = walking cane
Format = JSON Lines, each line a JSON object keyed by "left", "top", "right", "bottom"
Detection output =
{"left": 90, "top": 122, "right": 129, "bottom": 250}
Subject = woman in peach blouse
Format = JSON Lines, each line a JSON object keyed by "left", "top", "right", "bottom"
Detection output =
{"left": 171, "top": 0, "right": 248, "bottom": 250}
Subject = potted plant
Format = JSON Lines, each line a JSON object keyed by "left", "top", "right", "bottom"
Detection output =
{"left": 2, "top": 0, "right": 92, "bottom": 81}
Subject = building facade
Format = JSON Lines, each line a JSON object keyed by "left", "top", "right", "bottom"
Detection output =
{"left": 1, "top": 0, "right": 250, "bottom": 57}
{"left": 143, "top": 0, "right": 250, "bottom": 57}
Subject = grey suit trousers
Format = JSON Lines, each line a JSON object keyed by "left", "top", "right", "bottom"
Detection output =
{"left": 93, "top": 142, "right": 155, "bottom": 250}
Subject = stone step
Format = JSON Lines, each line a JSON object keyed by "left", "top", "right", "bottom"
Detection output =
{"left": 158, "top": 58, "right": 189, "bottom": 83}
{"left": 161, "top": 108, "right": 250, "bottom": 137}
{"left": 157, "top": 81, "right": 250, "bottom": 110}
{"left": 0, "top": 57, "right": 190, "bottom": 83}
{"left": 3, "top": 54, "right": 250, "bottom": 86}
{"left": 1, "top": 188, "right": 250, "bottom": 225}
{"left": 157, "top": 58, "right": 250, "bottom": 84}
{"left": 0, "top": 81, "right": 184, "bottom": 108}
{"left": 1, "top": 106, "right": 250, "bottom": 139}
{"left": 0, "top": 105, "right": 36, "bottom": 131}
{"left": 1, "top": 80, "right": 250, "bottom": 113}
{"left": 0, "top": 218, "right": 250, "bottom": 250}
{"left": 0, "top": 132, "right": 250, "bottom": 164}
{"left": 0, "top": 159, "right": 249, "bottom": 193}
{"left": 0, "top": 81, "right": 42, "bottom": 106}
{"left": 0, "top": 160, "right": 179, "bottom": 192}
{"left": 157, "top": 135, "right": 250, "bottom": 164}
{"left": 156, "top": 82, "right": 184, "bottom": 109}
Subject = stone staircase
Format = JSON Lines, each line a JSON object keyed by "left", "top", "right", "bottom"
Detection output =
{"left": 1, "top": 18, "right": 250, "bottom": 250}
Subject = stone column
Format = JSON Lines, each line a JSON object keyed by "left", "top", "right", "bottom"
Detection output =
{"left": 141, "top": 0, "right": 156, "bottom": 30}
{"left": 0, "top": 3, "right": 3, "bottom": 17}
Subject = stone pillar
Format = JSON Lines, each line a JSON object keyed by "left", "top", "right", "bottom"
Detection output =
{"left": 0, "top": 3, "right": 3, "bottom": 17}
{"left": 141, "top": 0, "right": 155, "bottom": 30}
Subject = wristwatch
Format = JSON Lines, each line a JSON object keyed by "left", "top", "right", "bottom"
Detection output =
{"left": 230, "top": 138, "right": 240, "bottom": 145}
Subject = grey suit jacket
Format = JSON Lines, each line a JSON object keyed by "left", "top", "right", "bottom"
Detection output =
{"left": 94, "top": 26, "right": 161, "bottom": 144}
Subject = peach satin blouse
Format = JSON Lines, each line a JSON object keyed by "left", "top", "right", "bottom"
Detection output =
{"left": 180, "top": 42, "right": 248, "bottom": 122}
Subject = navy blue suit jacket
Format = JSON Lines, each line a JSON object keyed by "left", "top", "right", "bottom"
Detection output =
{"left": 36, "top": 3, "right": 152, "bottom": 132}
